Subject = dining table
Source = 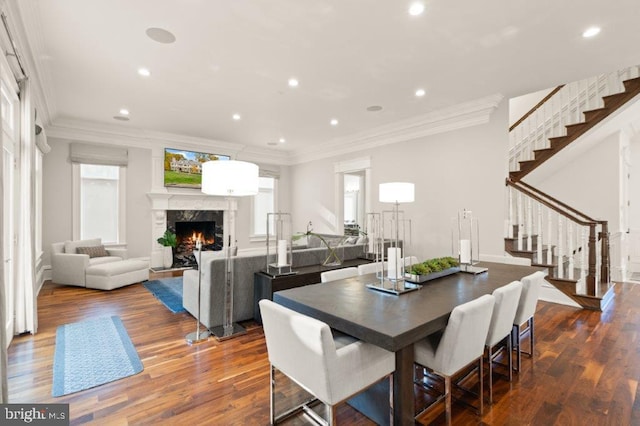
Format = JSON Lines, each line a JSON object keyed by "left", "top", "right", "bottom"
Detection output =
{"left": 272, "top": 261, "right": 546, "bottom": 425}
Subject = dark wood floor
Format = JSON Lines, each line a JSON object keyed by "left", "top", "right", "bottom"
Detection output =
{"left": 6, "top": 272, "right": 640, "bottom": 425}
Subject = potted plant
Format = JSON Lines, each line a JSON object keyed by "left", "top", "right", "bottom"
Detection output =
{"left": 157, "top": 229, "right": 177, "bottom": 268}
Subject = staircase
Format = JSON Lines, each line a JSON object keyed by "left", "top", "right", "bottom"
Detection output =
{"left": 505, "top": 65, "right": 640, "bottom": 310}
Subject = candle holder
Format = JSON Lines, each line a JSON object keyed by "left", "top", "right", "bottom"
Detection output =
{"left": 266, "top": 212, "right": 296, "bottom": 277}
{"left": 185, "top": 239, "right": 210, "bottom": 344}
{"left": 452, "top": 209, "right": 487, "bottom": 274}
{"left": 366, "top": 182, "right": 420, "bottom": 295}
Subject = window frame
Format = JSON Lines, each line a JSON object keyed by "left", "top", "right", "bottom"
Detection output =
{"left": 250, "top": 176, "right": 278, "bottom": 241}
{"left": 72, "top": 163, "right": 127, "bottom": 245}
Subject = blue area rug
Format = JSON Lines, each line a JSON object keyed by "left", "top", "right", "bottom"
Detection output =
{"left": 143, "top": 277, "right": 185, "bottom": 313}
{"left": 52, "top": 316, "right": 143, "bottom": 397}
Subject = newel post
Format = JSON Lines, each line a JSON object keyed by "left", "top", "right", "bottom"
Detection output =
{"left": 600, "top": 222, "right": 610, "bottom": 284}
{"left": 586, "top": 224, "right": 597, "bottom": 296}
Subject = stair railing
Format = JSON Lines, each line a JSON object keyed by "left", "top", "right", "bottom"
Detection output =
{"left": 506, "top": 178, "right": 609, "bottom": 296}
{"left": 509, "top": 65, "right": 640, "bottom": 172}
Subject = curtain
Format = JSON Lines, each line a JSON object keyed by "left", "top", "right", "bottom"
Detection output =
{"left": 13, "top": 78, "right": 36, "bottom": 335}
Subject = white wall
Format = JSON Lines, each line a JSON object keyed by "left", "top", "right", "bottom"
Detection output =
{"left": 290, "top": 99, "right": 510, "bottom": 261}
{"left": 509, "top": 88, "right": 554, "bottom": 127}
{"left": 42, "top": 137, "right": 153, "bottom": 266}
{"left": 533, "top": 132, "right": 624, "bottom": 231}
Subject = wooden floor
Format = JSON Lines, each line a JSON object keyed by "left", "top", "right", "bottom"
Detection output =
{"left": 6, "top": 273, "right": 640, "bottom": 425}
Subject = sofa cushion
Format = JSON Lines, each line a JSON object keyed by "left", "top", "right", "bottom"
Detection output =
{"left": 77, "top": 245, "right": 110, "bottom": 258}
{"left": 65, "top": 238, "right": 101, "bottom": 254}
{"left": 89, "top": 256, "right": 122, "bottom": 266}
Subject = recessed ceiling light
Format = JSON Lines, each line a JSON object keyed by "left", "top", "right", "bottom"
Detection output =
{"left": 415, "top": 88, "right": 426, "bottom": 97}
{"left": 366, "top": 105, "right": 383, "bottom": 112}
{"left": 232, "top": 113, "right": 241, "bottom": 121}
{"left": 119, "top": 108, "right": 129, "bottom": 116}
{"left": 279, "top": 138, "right": 286, "bottom": 143}
{"left": 409, "top": 2, "right": 425, "bottom": 16}
{"left": 330, "top": 118, "right": 339, "bottom": 126}
{"left": 113, "top": 116, "right": 130, "bottom": 121}
{"left": 288, "top": 78, "right": 299, "bottom": 87}
{"left": 138, "top": 67, "right": 151, "bottom": 77}
{"left": 145, "top": 27, "right": 176, "bottom": 44}
{"left": 582, "top": 26, "right": 601, "bottom": 38}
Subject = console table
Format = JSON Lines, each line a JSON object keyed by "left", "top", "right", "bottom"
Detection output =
{"left": 253, "top": 258, "right": 371, "bottom": 324}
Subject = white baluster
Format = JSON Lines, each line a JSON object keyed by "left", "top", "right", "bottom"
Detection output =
{"left": 517, "top": 192, "right": 523, "bottom": 251}
{"left": 568, "top": 221, "right": 574, "bottom": 279}
{"left": 581, "top": 226, "right": 587, "bottom": 280}
{"left": 526, "top": 198, "right": 532, "bottom": 251}
{"left": 557, "top": 215, "right": 564, "bottom": 279}
{"left": 537, "top": 203, "right": 543, "bottom": 264}
{"left": 507, "top": 187, "right": 514, "bottom": 238}
{"left": 547, "top": 209, "right": 553, "bottom": 265}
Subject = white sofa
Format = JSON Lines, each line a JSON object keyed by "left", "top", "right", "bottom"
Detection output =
{"left": 51, "top": 238, "right": 130, "bottom": 287}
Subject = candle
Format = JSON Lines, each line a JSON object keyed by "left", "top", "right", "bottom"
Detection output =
{"left": 195, "top": 238, "right": 202, "bottom": 250}
{"left": 460, "top": 239, "right": 471, "bottom": 264}
{"left": 387, "top": 247, "right": 402, "bottom": 280}
{"left": 277, "top": 239, "right": 288, "bottom": 266}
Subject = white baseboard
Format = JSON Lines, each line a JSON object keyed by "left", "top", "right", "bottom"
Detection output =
{"left": 479, "top": 254, "right": 531, "bottom": 266}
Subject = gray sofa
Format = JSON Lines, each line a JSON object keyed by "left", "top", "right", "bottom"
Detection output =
{"left": 183, "top": 241, "right": 366, "bottom": 329}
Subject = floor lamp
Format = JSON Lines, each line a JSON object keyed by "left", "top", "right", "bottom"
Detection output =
{"left": 185, "top": 239, "right": 210, "bottom": 344}
{"left": 201, "top": 159, "right": 259, "bottom": 340}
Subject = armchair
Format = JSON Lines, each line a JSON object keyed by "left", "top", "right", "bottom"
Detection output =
{"left": 51, "top": 238, "right": 127, "bottom": 287}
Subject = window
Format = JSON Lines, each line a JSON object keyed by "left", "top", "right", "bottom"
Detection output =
{"left": 74, "top": 164, "right": 126, "bottom": 244}
{"left": 252, "top": 177, "right": 276, "bottom": 237}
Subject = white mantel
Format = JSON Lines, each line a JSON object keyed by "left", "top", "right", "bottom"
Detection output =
{"left": 147, "top": 191, "right": 237, "bottom": 268}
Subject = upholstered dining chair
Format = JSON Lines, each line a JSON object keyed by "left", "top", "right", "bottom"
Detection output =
{"left": 259, "top": 299, "right": 395, "bottom": 425}
{"left": 320, "top": 267, "right": 358, "bottom": 283}
{"left": 357, "top": 262, "right": 387, "bottom": 276}
{"left": 485, "top": 280, "right": 522, "bottom": 404}
{"left": 414, "top": 294, "right": 495, "bottom": 425}
{"left": 512, "top": 271, "right": 545, "bottom": 372}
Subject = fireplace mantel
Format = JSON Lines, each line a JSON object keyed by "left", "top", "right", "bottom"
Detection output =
{"left": 147, "top": 191, "right": 238, "bottom": 211}
{"left": 147, "top": 191, "right": 237, "bottom": 268}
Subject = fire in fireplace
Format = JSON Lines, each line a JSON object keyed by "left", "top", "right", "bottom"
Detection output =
{"left": 174, "top": 220, "right": 221, "bottom": 267}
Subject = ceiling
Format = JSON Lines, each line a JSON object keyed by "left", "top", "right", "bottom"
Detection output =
{"left": 12, "top": 0, "right": 640, "bottom": 162}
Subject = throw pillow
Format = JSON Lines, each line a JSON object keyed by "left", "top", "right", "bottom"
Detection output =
{"left": 76, "top": 245, "right": 110, "bottom": 258}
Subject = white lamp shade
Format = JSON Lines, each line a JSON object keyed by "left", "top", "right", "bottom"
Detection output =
{"left": 379, "top": 182, "right": 415, "bottom": 203}
{"left": 201, "top": 160, "right": 259, "bottom": 196}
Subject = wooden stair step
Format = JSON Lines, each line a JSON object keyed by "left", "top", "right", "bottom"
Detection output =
{"left": 622, "top": 76, "right": 640, "bottom": 91}
{"left": 582, "top": 107, "right": 609, "bottom": 122}
{"left": 533, "top": 147, "right": 555, "bottom": 159}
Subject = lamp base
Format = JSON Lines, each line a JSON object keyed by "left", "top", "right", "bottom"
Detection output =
{"left": 185, "top": 330, "right": 210, "bottom": 344}
{"left": 210, "top": 323, "right": 247, "bottom": 341}
{"left": 460, "top": 264, "right": 488, "bottom": 274}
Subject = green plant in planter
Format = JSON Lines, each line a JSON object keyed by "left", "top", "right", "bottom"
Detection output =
{"left": 157, "top": 229, "right": 177, "bottom": 247}
{"left": 407, "top": 256, "right": 459, "bottom": 275}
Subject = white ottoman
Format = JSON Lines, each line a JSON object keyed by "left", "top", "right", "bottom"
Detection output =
{"left": 85, "top": 258, "right": 149, "bottom": 290}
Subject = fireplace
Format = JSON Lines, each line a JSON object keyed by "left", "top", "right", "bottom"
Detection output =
{"left": 167, "top": 210, "right": 224, "bottom": 267}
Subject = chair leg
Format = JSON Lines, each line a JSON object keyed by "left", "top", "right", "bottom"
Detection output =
{"left": 478, "top": 357, "right": 484, "bottom": 416}
{"left": 270, "top": 365, "right": 276, "bottom": 425}
{"left": 487, "top": 346, "right": 493, "bottom": 405}
{"left": 529, "top": 317, "right": 535, "bottom": 357}
{"left": 507, "top": 332, "right": 513, "bottom": 383}
{"left": 445, "top": 375, "right": 452, "bottom": 426}
{"left": 514, "top": 324, "right": 521, "bottom": 373}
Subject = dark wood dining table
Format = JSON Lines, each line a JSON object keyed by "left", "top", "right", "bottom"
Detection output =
{"left": 273, "top": 262, "right": 546, "bottom": 425}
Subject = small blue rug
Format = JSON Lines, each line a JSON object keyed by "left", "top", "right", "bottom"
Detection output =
{"left": 52, "top": 316, "right": 143, "bottom": 397}
{"left": 143, "top": 277, "right": 185, "bottom": 313}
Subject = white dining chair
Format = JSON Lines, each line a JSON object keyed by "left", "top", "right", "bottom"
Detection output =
{"left": 414, "top": 294, "right": 495, "bottom": 425}
{"left": 513, "top": 271, "right": 544, "bottom": 372}
{"left": 259, "top": 299, "right": 395, "bottom": 425}
{"left": 357, "top": 262, "right": 387, "bottom": 276}
{"left": 320, "top": 267, "right": 358, "bottom": 283}
{"left": 485, "top": 280, "right": 522, "bottom": 404}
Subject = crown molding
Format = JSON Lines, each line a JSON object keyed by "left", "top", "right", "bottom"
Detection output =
{"left": 7, "top": 0, "right": 56, "bottom": 125}
{"left": 45, "top": 118, "right": 292, "bottom": 165}
{"left": 288, "top": 94, "right": 504, "bottom": 165}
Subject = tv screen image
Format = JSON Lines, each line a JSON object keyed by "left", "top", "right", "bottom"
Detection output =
{"left": 163, "top": 148, "right": 230, "bottom": 189}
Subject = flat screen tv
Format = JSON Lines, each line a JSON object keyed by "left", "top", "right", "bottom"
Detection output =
{"left": 163, "top": 148, "right": 230, "bottom": 189}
